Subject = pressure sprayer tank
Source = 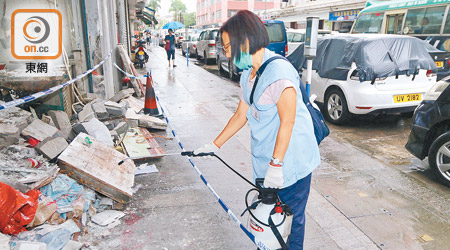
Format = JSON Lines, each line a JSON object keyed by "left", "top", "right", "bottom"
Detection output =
{"left": 246, "top": 179, "right": 293, "bottom": 250}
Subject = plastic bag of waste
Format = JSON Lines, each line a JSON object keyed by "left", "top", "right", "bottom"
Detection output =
{"left": 0, "top": 182, "right": 40, "bottom": 235}
{"left": 27, "top": 196, "right": 57, "bottom": 228}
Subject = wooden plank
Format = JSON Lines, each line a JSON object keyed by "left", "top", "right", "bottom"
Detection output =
{"left": 130, "top": 63, "right": 146, "bottom": 95}
{"left": 57, "top": 133, "right": 135, "bottom": 203}
{"left": 117, "top": 44, "right": 143, "bottom": 97}
{"left": 122, "top": 127, "right": 165, "bottom": 160}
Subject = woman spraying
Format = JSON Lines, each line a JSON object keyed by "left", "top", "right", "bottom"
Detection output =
{"left": 195, "top": 10, "right": 320, "bottom": 250}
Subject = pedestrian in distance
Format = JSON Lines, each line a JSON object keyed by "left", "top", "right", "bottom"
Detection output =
{"left": 165, "top": 29, "right": 177, "bottom": 67}
{"left": 194, "top": 10, "right": 320, "bottom": 250}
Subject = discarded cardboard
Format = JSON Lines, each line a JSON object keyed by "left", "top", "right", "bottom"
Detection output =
{"left": 58, "top": 133, "right": 135, "bottom": 203}
{"left": 122, "top": 128, "right": 165, "bottom": 161}
{"left": 21, "top": 119, "right": 59, "bottom": 142}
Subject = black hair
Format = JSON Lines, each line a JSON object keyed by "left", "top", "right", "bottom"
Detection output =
{"left": 219, "top": 10, "right": 269, "bottom": 62}
{"left": 168, "top": 28, "right": 173, "bottom": 32}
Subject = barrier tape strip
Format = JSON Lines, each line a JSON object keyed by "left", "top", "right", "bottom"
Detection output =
{"left": 113, "top": 63, "right": 150, "bottom": 79}
{"left": 0, "top": 50, "right": 113, "bottom": 110}
{"left": 155, "top": 95, "right": 272, "bottom": 250}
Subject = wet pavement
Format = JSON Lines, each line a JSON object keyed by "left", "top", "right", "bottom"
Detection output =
{"left": 85, "top": 46, "right": 450, "bottom": 250}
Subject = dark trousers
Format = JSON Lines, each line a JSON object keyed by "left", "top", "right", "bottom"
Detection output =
{"left": 166, "top": 49, "right": 175, "bottom": 60}
{"left": 277, "top": 173, "right": 312, "bottom": 250}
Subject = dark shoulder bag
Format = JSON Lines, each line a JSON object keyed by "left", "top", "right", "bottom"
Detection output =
{"left": 249, "top": 55, "right": 330, "bottom": 145}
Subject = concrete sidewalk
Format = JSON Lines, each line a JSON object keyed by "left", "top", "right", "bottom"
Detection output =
{"left": 127, "top": 46, "right": 379, "bottom": 250}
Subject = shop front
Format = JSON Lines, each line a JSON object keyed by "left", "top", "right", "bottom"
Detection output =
{"left": 329, "top": 9, "right": 360, "bottom": 33}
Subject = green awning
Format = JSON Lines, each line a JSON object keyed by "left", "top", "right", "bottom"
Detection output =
{"left": 141, "top": 14, "right": 153, "bottom": 25}
{"left": 142, "top": 7, "right": 157, "bottom": 25}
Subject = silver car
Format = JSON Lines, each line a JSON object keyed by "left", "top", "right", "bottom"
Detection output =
{"left": 181, "top": 34, "right": 199, "bottom": 57}
{"left": 196, "top": 28, "right": 219, "bottom": 65}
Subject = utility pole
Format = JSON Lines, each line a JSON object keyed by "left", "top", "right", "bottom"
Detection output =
{"left": 265, "top": 0, "right": 267, "bottom": 16}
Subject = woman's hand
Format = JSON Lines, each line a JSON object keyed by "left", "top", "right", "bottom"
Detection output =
{"left": 264, "top": 162, "right": 284, "bottom": 188}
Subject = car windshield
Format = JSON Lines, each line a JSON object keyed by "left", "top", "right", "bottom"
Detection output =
{"left": 265, "top": 23, "right": 285, "bottom": 43}
{"left": 352, "top": 12, "right": 384, "bottom": 34}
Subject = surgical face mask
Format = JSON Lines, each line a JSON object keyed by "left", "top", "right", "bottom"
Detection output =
{"left": 233, "top": 51, "right": 253, "bottom": 70}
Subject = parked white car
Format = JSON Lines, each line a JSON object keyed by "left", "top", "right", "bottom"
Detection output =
{"left": 303, "top": 64, "right": 436, "bottom": 124}
{"left": 287, "top": 34, "right": 439, "bottom": 124}
{"left": 181, "top": 34, "right": 199, "bottom": 57}
{"left": 196, "top": 28, "right": 219, "bottom": 65}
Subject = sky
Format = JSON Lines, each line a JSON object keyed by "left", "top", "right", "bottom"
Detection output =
{"left": 160, "top": 0, "right": 197, "bottom": 17}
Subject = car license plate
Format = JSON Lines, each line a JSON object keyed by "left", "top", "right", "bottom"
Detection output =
{"left": 435, "top": 61, "right": 444, "bottom": 68}
{"left": 393, "top": 93, "right": 421, "bottom": 103}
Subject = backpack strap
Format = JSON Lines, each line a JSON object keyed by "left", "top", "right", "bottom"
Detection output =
{"left": 249, "top": 55, "right": 288, "bottom": 105}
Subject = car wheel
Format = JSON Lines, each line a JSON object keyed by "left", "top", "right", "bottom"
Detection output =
{"left": 182, "top": 49, "right": 186, "bottom": 56}
{"left": 428, "top": 132, "right": 450, "bottom": 187}
{"left": 196, "top": 49, "right": 200, "bottom": 60}
{"left": 324, "top": 88, "right": 351, "bottom": 125}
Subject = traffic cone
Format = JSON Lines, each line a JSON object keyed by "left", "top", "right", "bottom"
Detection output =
{"left": 143, "top": 71, "right": 161, "bottom": 117}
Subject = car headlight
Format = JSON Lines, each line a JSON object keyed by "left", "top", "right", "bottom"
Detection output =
{"left": 423, "top": 80, "right": 450, "bottom": 101}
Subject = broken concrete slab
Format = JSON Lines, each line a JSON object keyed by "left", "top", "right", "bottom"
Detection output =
{"left": 104, "top": 101, "right": 129, "bottom": 117}
{"left": 77, "top": 99, "right": 104, "bottom": 123}
{"left": 82, "top": 118, "right": 114, "bottom": 147}
{"left": 21, "top": 119, "right": 59, "bottom": 141}
{"left": 36, "top": 137, "right": 69, "bottom": 159}
{"left": 58, "top": 133, "right": 135, "bottom": 203}
{"left": 91, "top": 101, "right": 109, "bottom": 120}
{"left": 0, "top": 106, "right": 33, "bottom": 132}
{"left": 0, "top": 124, "right": 20, "bottom": 149}
{"left": 123, "top": 96, "right": 144, "bottom": 114}
{"left": 113, "top": 122, "right": 128, "bottom": 135}
{"left": 102, "top": 121, "right": 115, "bottom": 130}
{"left": 48, "top": 110, "right": 74, "bottom": 140}
{"left": 91, "top": 210, "right": 125, "bottom": 226}
{"left": 125, "top": 109, "right": 139, "bottom": 128}
{"left": 138, "top": 115, "right": 167, "bottom": 130}
{"left": 72, "top": 123, "right": 88, "bottom": 135}
{"left": 109, "top": 88, "right": 135, "bottom": 103}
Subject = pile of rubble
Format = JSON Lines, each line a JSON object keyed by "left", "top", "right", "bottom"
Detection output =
{"left": 0, "top": 88, "right": 167, "bottom": 250}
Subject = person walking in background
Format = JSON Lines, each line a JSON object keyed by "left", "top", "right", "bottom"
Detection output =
{"left": 165, "top": 29, "right": 176, "bottom": 67}
{"left": 194, "top": 10, "right": 320, "bottom": 250}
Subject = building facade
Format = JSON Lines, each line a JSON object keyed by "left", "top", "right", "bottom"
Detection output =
{"left": 265, "top": 0, "right": 368, "bottom": 32}
{"left": 196, "top": 0, "right": 282, "bottom": 27}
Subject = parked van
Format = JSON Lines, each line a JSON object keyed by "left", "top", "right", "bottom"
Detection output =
{"left": 217, "top": 20, "right": 288, "bottom": 80}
